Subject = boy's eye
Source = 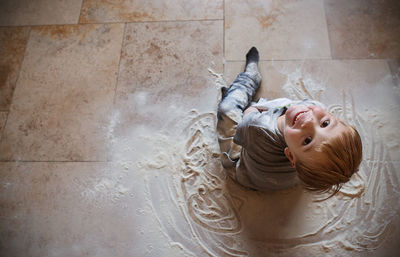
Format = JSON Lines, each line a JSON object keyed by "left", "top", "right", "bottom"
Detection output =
{"left": 321, "top": 120, "right": 330, "bottom": 127}
{"left": 303, "top": 136, "right": 312, "bottom": 145}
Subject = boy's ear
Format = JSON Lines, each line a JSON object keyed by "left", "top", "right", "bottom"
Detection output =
{"left": 284, "top": 147, "right": 296, "bottom": 167}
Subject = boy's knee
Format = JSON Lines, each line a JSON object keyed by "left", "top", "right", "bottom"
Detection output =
{"left": 218, "top": 100, "right": 242, "bottom": 124}
{"left": 218, "top": 99, "right": 233, "bottom": 118}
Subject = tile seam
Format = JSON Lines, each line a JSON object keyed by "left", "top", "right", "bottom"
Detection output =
{"left": 112, "top": 23, "right": 127, "bottom": 106}
{"left": 107, "top": 22, "right": 127, "bottom": 162}
{"left": 223, "top": 0, "right": 226, "bottom": 73}
{"left": 0, "top": 19, "right": 224, "bottom": 28}
{"left": 77, "top": 0, "right": 85, "bottom": 24}
{"left": 0, "top": 23, "right": 82, "bottom": 28}
{"left": 78, "top": 18, "right": 224, "bottom": 25}
{"left": 225, "top": 58, "right": 390, "bottom": 62}
{"left": 0, "top": 27, "right": 32, "bottom": 147}
{"left": 322, "top": 0, "right": 334, "bottom": 60}
{"left": 6, "top": 27, "right": 31, "bottom": 110}
{"left": 318, "top": 57, "right": 393, "bottom": 61}
{"left": 0, "top": 160, "right": 110, "bottom": 163}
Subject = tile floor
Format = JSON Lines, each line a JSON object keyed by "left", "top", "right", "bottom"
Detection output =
{"left": 0, "top": 0, "right": 399, "bottom": 256}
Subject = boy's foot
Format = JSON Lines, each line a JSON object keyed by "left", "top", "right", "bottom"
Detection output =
{"left": 244, "top": 47, "right": 262, "bottom": 86}
{"left": 245, "top": 47, "right": 259, "bottom": 67}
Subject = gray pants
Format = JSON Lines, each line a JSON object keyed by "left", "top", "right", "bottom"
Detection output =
{"left": 217, "top": 64, "right": 261, "bottom": 179}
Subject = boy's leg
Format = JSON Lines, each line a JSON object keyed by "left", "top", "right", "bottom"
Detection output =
{"left": 217, "top": 47, "right": 261, "bottom": 174}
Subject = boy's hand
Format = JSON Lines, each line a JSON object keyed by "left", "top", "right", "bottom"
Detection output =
{"left": 244, "top": 106, "right": 260, "bottom": 115}
{"left": 254, "top": 106, "right": 268, "bottom": 112}
{"left": 244, "top": 106, "right": 268, "bottom": 115}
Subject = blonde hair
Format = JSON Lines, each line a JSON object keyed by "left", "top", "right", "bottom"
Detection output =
{"left": 295, "top": 123, "right": 362, "bottom": 199}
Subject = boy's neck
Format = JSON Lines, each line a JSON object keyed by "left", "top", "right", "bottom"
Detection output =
{"left": 278, "top": 115, "right": 285, "bottom": 135}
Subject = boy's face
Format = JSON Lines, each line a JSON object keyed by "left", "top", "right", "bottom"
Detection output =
{"left": 280, "top": 105, "right": 348, "bottom": 166}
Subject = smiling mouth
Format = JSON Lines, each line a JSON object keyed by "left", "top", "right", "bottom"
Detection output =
{"left": 293, "top": 111, "right": 308, "bottom": 126}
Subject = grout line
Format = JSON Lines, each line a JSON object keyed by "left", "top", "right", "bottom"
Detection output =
{"left": 223, "top": 0, "right": 226, "bottom": 73}
{"left": 322, "top": 0, "right": 334, "bottom": 60}
{"left": 79, "top": 18, "right": 224, "bottom": 25}
{"left": 77, "top": 0, "right": 85, "bottom": 24}
{"left": 0, "top": 160, "right": 110, "bottom": 163}
{"left": 321, "top": 57, "right": 390, "bottom": 61}
{"left": 112, "top": 23, "right": 127, "bottom": 106}
{"left": 107, "top": 22, "right": 127, "bottom": 162}
{"left": 11, "top": 27, "right": 31, "bottom": 104}
{"left": 0, "top": 27, "right": 32, "bottom": 144}
{"left": 225, "top": 57, "right": 389, "bottom": 62}
{"left": 226, "top": 58, "right": 332, "bottom": 62}
{"left": 0, "top": 19, "right": 224, "bottom": 29}
{"left": 0, "top": 23, "right": 81, "bottom": 28}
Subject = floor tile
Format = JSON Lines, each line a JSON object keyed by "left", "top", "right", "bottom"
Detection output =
{"left": 110, "top": 21, "right": 223, "bottom": 161}
{"left": 0, "top": 24, "right": 124, "bottom": 161}
{"left": 225, "top": 59, "right": 400, "bottom": 161}
{"left": 0, "top": 162, "right": 184, "bottom": 257}
{"left": 0, "top": 27, "right": 30, "bottom": 111}
{"left": 80, "top": 0, "right": 223, "bottom": 23}
{"left": 225, "top": 0, "right": 331, "bottom": 61}
{"left": 325, "top": 0, "right": 400, "bottom": 59}
{"left": 0, "top": 0, "right": 83, "bottom": 26}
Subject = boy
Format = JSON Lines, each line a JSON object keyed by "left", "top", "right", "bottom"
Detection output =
{"left": 217, "top": 47, "right": 362, "bottom": 197}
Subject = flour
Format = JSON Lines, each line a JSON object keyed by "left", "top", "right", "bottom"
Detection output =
{"left": 281, "top": 67, "right": 326, "bottom": 102}
{"left": 208, "top": 67, "right": 227, "bottom": 102}
{"left": 130, "top": 68, "right": 399, "bottom": 256}
{"left": 362, "top": 106, "right": 400, "bottom": 155}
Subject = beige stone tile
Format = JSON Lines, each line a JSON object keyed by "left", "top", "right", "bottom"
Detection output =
{"left": 225, "top": 59, "right": 400, "bottom": 160}
{"left": 0, "top": 162, "right": 185, "bottom": 257}
{"left": 325, "top": 0, "right": 400, "bottom": 59}
{"left": 80, "top": 0, "right": 223, "bottom": 23}
{"left": 0, "top": 27, "right": 30, "bottom": 111}
{"left": 0, "top": 24, "right": 124, "bottom": 161}
{"left": 225, "top": 0, "right": 331, "bottom": 61}
{"left": 0, "top": 0, "right": 83, "bottom": 26}
{"left": 111, "top": 21, "right": 223, "bottom": 161}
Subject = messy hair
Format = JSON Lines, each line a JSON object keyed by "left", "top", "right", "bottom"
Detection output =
{"left": 295, "top": 123, "right": 362, "bottom": 200}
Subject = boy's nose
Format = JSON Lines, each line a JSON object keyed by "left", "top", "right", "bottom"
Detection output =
{"left": 301, "top": 115, "right": 315, "bottom": 129}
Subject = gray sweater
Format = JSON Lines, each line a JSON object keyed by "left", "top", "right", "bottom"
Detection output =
{"left": 233, "top": 98, "right": 324, "bottom": 191}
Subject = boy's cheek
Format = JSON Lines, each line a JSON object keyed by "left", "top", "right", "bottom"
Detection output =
{"left": 283, "top": 129, "right": 296, "bottom": 143}
{"left": 285, "top": 128, "right": 303, "bottom": 147}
